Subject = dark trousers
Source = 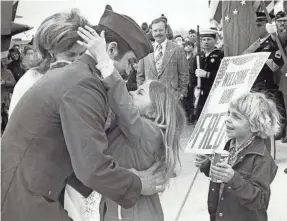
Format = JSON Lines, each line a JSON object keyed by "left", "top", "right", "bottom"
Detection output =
{"left": 195, "top": 94, "right": 208, "bottom": 120}
{"left": 1, "top": 103, "right": 8, "bottom": 134}
{"left": 210, "top": 215, "right": 216, "bottom": 221}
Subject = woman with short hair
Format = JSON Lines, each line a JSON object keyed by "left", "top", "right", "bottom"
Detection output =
{"left": 7, "top": 47, "right": 25, "bottom": 82}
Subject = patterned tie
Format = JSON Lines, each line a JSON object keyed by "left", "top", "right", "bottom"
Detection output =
{"left": 155, "top": 44, "right": 163, "bottom": 74}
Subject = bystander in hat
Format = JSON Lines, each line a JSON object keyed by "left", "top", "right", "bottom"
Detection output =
{"left": 200, "top": 29, "right": 217, "bottom": 39}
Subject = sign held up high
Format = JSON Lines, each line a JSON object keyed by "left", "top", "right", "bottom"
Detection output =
{"left": 185, "top": 52, "right": 270, "bottom": 154}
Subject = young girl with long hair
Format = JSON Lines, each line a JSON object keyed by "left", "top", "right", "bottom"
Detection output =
{"left": 76, "top": 26, "right": 186, "bottom": 221}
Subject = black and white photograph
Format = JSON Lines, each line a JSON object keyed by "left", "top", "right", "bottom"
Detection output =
{"left": 1, "top": 0, "right": 287, "bottom": 220}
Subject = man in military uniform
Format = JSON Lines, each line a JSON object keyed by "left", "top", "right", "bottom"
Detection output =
{"left": 253, "top": 12, "right": 286, "bottom": 144}
{"left": 191, "top": 29, "right": 224, "bottom": 120}
{"left": 1, "top": 7, "right": 165, "bottom": 221}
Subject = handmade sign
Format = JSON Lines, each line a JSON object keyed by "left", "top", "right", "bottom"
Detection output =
{"left": 185, "top": 52, "right": 270, "bottom": 154}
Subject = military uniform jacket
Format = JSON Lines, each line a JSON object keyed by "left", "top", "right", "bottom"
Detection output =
{"left": 191, "top": 48, "right": 224, "bottom": 96}
{"left": 254, "top": 36, "right": 285, "bottom": 90}
{"left": 1, "top": 54, "right": 142, "bottom": 221}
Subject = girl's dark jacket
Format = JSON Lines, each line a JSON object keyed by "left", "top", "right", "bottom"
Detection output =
{"left": 200, "top": 137, "right": 278, "bottom": 221}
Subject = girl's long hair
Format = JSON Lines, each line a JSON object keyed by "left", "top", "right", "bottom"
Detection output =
{"left": 149, "top": 81, "right": 187, "bottom": 182}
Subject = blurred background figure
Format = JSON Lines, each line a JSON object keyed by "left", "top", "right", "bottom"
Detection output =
{"left": 141, "top": 22, "right": 149, "bottom": 34}
{"left": 160, "top": 14, "right": 174, "bottom": 40}
{"left": 182, "top": 40, "right": 195, "bottom": 124}
{"left": 188, "top": 29, "right": 197, "bottom": 44}
{"left": 174, "top": 34, "right": 184, "bottom": 47}
{"left": 1, "top": 60, "right": 16, "bottom": 133}
{"left": 126, "top": 57, "right": 138, "bottom": 91}
{"left": 183, "top": 40, "right": 195, "bottom": 63}
{"left": 275, "top": 11, "right": 287, "bottom": 33}
{"left": 12, "top": 44, "right": 20, "bottom": 51}
{"left": 216, "top": 30, "right": 224, "bottom": 50}
{"left": 22, "top": 45, "right": 39, "bottom": 71}
{"left": 7, "top": 47, "right": 25, "bottom": 82}
{"left": 275, "top": 11, "right": 287, "bottom": 143}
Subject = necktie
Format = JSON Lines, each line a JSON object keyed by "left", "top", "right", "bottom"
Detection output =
{"left": 155, "top": 44, "right": 163, "bottom": 74}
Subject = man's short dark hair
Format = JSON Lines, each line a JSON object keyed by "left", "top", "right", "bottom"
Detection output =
{"left": 189, "top": 29, "right": 196, "bottom": 34}
{"left": 174, "top": 35, "right": 183, "bottom": 40}
{"left": 275, "top": 11, "right": 287, "bottom": 20}
{"left": 23, "top": 45, "right": 34, "bottom": 55}
{"left": 141, "top": 22, "right": 149, "bottom": 32}
{"left": 150, "top": 18, "right": 168, "bottom": 29}
{"left": 8, "top": 47, "right": 21, "bottom": 60}
{"left": 183, "top": 41, "right": 194, "bottom": 47}
{"left": 93, "top": 25, "right": 132, "bottom": 59}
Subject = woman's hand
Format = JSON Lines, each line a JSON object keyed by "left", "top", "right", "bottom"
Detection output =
{"left": 77, "top": 25, "right": 110, "bottom": 64}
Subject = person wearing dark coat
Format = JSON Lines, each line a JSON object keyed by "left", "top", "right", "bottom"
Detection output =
{"left": 191, "top": 29, "right": 224, "bottom": 120}
{"left": 182, "top": 40, "right": 195, "bottom": 123}
{"left": 199, "top": 138, "right": 277, "bottom": 221}
{"left": 1, "top": 61, "right": 16, "bottom": 133}
{"left": 126, "top": 57, "right": 138, "bottom": 91}
{"left": 1, "top": 8, "right": 165, "bottom": 221}
{"left": 160, "top": 14, "right": 174, "bottom": 40}
{"left": 195, "top": 92, "right": 279, "bottom": 221}
{"left": 250, "top": 12, "right": 287, "bottom": 148}
{"left": 7, "top": 47, "right": 25, "bottom": 82}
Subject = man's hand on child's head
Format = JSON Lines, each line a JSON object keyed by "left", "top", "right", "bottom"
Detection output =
{"left": 211, "top": 162, "right": 234, "bottom": 183}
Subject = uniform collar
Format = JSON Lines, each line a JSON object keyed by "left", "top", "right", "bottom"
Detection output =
{"left": 204, "top": 47, "right": 219, "bottom": 57}
{"left": 78, "top": 53, "right": 102, "bottom": 77}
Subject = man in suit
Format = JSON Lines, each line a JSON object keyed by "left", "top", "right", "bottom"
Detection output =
{"left": 137, "top": 18, "right": 189, "bottom": 98}
{"left": 1, "top": 7, "right": 165, "bottom": 221}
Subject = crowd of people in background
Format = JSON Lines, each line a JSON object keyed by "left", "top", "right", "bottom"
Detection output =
{"left": 137, "top": 11, "right": 286, "bottom": 145}
{"left": 1, "top": 5, "right": 287, "bottom": 221}
{"left": 1, "top": 10, "right": 287, "bottom": 150}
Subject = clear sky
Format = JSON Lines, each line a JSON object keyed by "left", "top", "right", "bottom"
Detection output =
{"left": 14, "top": 0, "right": 210, "bottom": 39}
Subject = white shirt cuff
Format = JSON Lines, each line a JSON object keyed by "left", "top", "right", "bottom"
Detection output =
{"left": 96, "top": 59, "right": 115, "bottom": 79}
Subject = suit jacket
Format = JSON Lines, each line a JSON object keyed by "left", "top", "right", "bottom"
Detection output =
{"left": 1, "top": 54, "right": 142, "bottom": 221}
{"left": 137, "top": 40, "right": 189, "bottom": 97}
